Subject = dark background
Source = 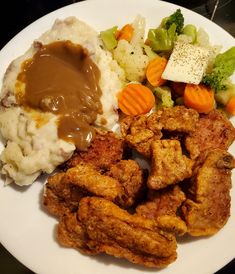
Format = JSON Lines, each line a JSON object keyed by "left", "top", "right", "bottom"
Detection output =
{"left": 0, "top": 0, "right": 234, "bottom": 273}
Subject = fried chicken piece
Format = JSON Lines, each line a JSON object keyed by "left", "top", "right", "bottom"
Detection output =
{"left": 185, "top": 110, "right": 235, "bottom": 159}
{"left": 106, "top": 160, "right": 145, "bottom": 207}
{"left": 77, "top": 197, "right": 181, "bottom": 267}
{"left": 57, "top": 212, "right": 96, "bottom": 254}
{"left": 136, "top": 185, "right": 186, "bottom": 219}
{"left": 44, "top": 160, "right": 145, "bottom": 217}
{"left": 62, "top": 130, "right": 124, "bottom": 171}
{"left": 120, "top": 106, "right": 198, "bottom": 158}
{"left": 44, "top": 163, "right": 124, "bottom": 217}
{"left": 121, "top": 115, "right": 162, "bottom": 158}
{"left": 181, "top": 149, "right": 235, "bottom": 236}
{"left": 43, "top": 172, "right": 78, "bottom": 217}
{"left": 148, "top": 140, "right": 193, "bottom": 190}
{"left": 147, "top": 106, "right": 199, "bottom": 133}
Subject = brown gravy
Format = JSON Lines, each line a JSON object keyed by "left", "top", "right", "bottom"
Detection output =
{"left": 17, "top": 40, "right": 103, "bottom": 150}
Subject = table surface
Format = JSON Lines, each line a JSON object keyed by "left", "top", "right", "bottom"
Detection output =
{"left": 0, "top": 0, "right": 234, "bottom": 273}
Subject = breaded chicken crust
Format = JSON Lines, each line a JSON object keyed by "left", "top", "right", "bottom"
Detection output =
{"left": 62, "top": 130, "right": 124, "bottom": 171}
{"left": 121, "top": 106, "right": 199, "bottom": 158}
{"left": 185, "top": 110, "right": 235, "bottom": 159}
{"left": 57, "top": 197, "right": 187, "bottom": 267}
{"left": 182, "top": 149, "right": 235, "bottom": 236}
{"left": 136, "top": 185, "right": 186, "bottom": 219}
{"left": 44, "top": 161, "right": 144, "bottom": 217}
{"left": 148, "top": 140, "right": 193, "bottom": 190}
{"left": 106, "top": 159, "right": 145, "bottom": 207}
{"left": 77, "top": 197, "right": 178, "bottom": 267}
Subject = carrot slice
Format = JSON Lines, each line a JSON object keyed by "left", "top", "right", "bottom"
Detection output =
{"left": 226, "top": 96, "right": 235, "bottom": 115}
{"left": 184, "top": 83, "right": 214, "bottom": 113}
{"left": 146, "top": 56, "right": 167, "bottom": 87}
{"left": 117, "top": 24, "right": 134, "bottom": 42}
{"left": 118, "top": 83, "right": 155, "bottom": 116}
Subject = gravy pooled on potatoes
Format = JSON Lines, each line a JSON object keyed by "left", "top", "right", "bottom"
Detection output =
{"left": 17, "top": 40, "right": 103, "bottom": 150}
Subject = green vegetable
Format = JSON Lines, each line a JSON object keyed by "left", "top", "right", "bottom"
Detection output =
{"left": 147, "top": 9, "right": 184, "bottom": 53}
{"left": 182, "top": 24, "right": 197, "bottom": 43}
{"left": 154, "top": 86, "right": 174, "bottom": 108}
{"left": 100, "top": 26, "right": 118, "bottom": 51}
{"left": 147, "top": 23, "right": 177, "bottom": 52}
{"left": 143, "top": 45, "right": 158, "bottom": 60}
{"left": 164, "top": 9, "right": 184, "bottom": 34}
{"left": 215, "top": 82, "right": 235, "bottom": 105}
{"left": 202, "top": 46, "right": 235, "bottom": 92}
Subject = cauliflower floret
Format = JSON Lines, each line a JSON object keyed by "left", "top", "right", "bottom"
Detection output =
{"left": 113, "top": 40, "right": 149, "bottom": 82}
{"left": 113, "top": 15, "right": 149, "bottom": 82}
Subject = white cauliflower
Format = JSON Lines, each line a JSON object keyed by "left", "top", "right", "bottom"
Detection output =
{"left": 113, "top": 15, "right": 149, "bottom": 82}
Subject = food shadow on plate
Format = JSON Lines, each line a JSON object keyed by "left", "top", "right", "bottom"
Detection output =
{"left": 3, "top": 177, "right": 31, "bottom": 192}
{"left": 0, "top": 171, "right": 48, "bottom": 192}
{"left": 177, "top": 233, "right": 211, "bottom": 244}
{"left": 90, "top": 253, "right": 161, "bottom": 272}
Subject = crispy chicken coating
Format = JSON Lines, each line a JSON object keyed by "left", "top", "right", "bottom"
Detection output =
{"left": 185, "top": 110, "right": 235, "bottom": 159}
{"left": 121, "top": 115, "right": 162, "bottom": 158}
{"left": 136, "top": 185, "right": 186, "bottom": 219}
{"left": 181, "top": 149, "right": 235, "bottom": 236}
{"left": 44, "top": 160, "right": 145, "bottom": 217}
{"left": 120, "top": 106, "right": 199, "bottom": 158}
{"left": 147, "top": 106, "right": 199, "bottom": 133}
{"left": 57, "top": 212, "right": 96, "bottom": 254}
{"left": 106, "top": 160, "right": 145, "bottom": 207}
{"left": 43, "top": 163, "right": 123, "bottom": 217}
{"left": 77, "top": 197, "right": 179, "bottom": 267}
{"left": 148, "top": 140, "right": 193, "bottom": 190}
{"left": 62, "top": 130, "right": 124, "bottom": 171}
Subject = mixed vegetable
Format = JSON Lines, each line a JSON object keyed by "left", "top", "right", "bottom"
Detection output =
{"left": 100, "top": 10, "right": 235, "bottom": 116}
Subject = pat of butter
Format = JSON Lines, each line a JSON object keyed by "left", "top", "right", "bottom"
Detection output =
{"left": 162, "top": 42, "right": 210, "bottom": 84}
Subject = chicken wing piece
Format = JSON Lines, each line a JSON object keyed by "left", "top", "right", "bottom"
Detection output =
{"left": 77, "top": 197, "right": 179, "bottom": 268}
{"left": 106, "top": 160, "right": 145, "bottom": 207}
{"left": 181, "top": 149, "right": 235, "bottom": 236}
{"left": 62, "top": 130, "right": 124, "bottom": 171}
{"left": 43, "top": 163, "right": 124, "bottom": 217}
{"left": 147, "top": 106, "right": 199, "bottom": 133}
{"left": 148, "top": 140, "right": 193, "bottom": 190}
{"left": 136, "top": 185, "right": 186, "bottom": 219}
{"left": 185, "top": 110, "right": 235, "bottom": 159}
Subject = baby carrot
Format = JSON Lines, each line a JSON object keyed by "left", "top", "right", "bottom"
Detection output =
{"left": 117, "top": 24, "right": 134, "bottom": 42}
{"left": 226, "top": 96, "right": 235, "bottom": 115}
{"left": 118, "top": 83, "right": 155, "bottom": 116}
{"left": 184, "top": 83, "right": 214, "bottom": 113}
{"left": 146, "top": 56, "right": 167, "bottom": 87}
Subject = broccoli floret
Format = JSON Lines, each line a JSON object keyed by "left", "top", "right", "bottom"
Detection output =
{"left": 165, "top": 9, "right": 184, "bottom": 34}
{"left": 147, "top": 23, "right": 177, "bottom": 52}
{"left": 202, "top": 47, "right": 235, "bottom": 92}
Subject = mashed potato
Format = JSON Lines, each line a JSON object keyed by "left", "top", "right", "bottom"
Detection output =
{"left": 0, "top": 17, "right": 125, "bottom": 185}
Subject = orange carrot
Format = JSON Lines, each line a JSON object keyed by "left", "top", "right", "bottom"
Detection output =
{"left": 171, "top": 82, "right": 186, "bottom": 96}
{"left": 226, "top": 96, "right": 235, "bottom": 115}
{"left": 184, "top": 84, "right": 214, "bottom": 113}
{"left": 146, "top": 56, "right": 167, "bottom": 87}
{"left": 117, "top": 24, "right": 134, "bottom": 42}
{"left": 118, "top": 83, "right": 155, "bottom": 116}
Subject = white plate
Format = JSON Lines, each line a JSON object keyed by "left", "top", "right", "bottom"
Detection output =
{"left": 0, "top": 0, "right": 234, "bottom": 273}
